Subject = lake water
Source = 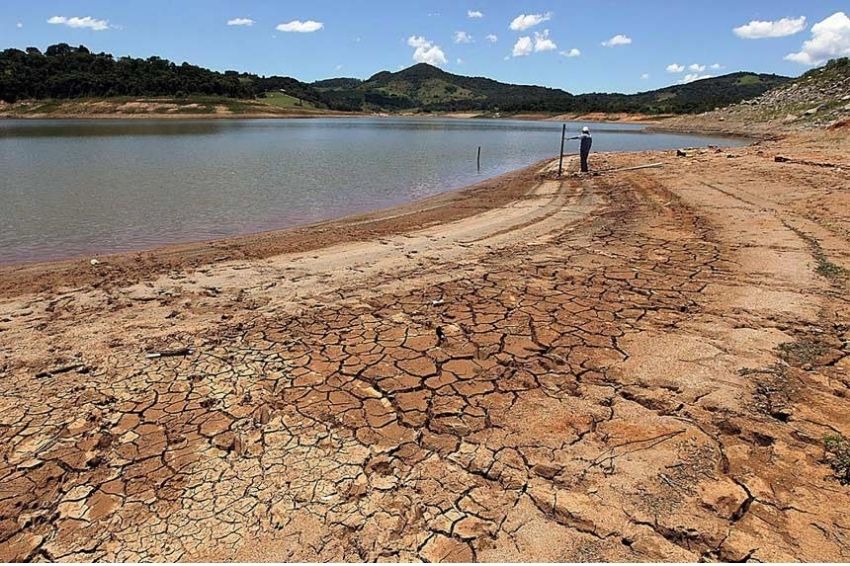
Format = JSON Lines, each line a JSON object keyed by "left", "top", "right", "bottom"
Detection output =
{"left": 0, "top": 117, "right": 742, "bottom": 264}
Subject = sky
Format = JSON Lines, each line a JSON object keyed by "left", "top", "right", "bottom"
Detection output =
{"left": 3, "top": 1, "right": 850, "bottom": 94}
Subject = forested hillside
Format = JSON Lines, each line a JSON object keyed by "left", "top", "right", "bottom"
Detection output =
{"left": 2, "top": 44, "right": 792, "bottom": 115}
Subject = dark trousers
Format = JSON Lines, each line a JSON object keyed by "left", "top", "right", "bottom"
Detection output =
{"left": 580, "top": 149, "right": 590, "bottom": 172}
{"left": 580, "top": 138, "right": 592, "bottom": 172}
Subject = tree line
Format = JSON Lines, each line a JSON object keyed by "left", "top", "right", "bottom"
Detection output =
{"left": 0, "top": 43, "right": 327, "bottom": 104}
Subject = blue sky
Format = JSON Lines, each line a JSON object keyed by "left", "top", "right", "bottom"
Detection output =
{"left": 3, "top": 1, "right": 850, "bottom": 94}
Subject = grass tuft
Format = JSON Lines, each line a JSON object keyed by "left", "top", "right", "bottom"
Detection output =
{"left": 824, "top": 434, "right": 850, "bottom": 484}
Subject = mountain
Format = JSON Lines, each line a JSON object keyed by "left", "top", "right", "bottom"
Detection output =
{"left": 312, "top": 63, "right": 791, "bottom": 114}
{"left": 1, "top": 44, "right": 792, "bottom": 115}
{"left": 672, "top": 57, "right": 850, "bottom": 129}
{"left": 311, "top": 63, "right": 575, "bottom": 112}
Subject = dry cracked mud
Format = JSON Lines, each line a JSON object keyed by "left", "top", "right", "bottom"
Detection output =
{"left": 1, "top": 128, "right": 849, "bottom": 562}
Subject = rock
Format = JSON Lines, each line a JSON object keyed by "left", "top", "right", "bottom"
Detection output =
{"left": 805, "top": 105, "right": 824, "bottom": 115}
{"left": 0, "top": 532, "right": 43, "bottom": 562}
{"left": 531, "top": 462, "right": 561, "bottom": 479}
{"left": 269, "top": 501, "right": 290, "bottom": 529}
{"left": 419, "top": 534, "right": 473, "bottom": 563}
{"left": 699, "top": 479, "right": 749, "bottom": 520}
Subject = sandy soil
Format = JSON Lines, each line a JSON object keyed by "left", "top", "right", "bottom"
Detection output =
{"left": 1, "top": 128, "right": 849, "bottom": 561}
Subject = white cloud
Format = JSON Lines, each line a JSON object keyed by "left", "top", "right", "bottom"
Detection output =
{"left": 680, "top": 73, "right": 713, "bottom": 84}
{"left": 47, "top": 16, "right": 110, "bottom": 31}
{"left": 486, "top": 34, "right": 498, "bottom": 43}
{"left": 689, "top": 63, "right": 706, "bottom": 72}
{"left": 468, "top": 10, "right": 484, "bottom": 19}
{"left": 666, "top": 63, "right": 685, "bottom": 73}
{"left": 512, "top": 36, "right": 534, "bottom": 57}
{"left": 710, "top": 63, "right": 724, "bottom": 70}
{"left": 512, "top": 30, "right": 557, "bottom": 57}
{"left": 641, "top": 73, "right": 650, "bottom": 80}
{"left": 784, "top": 12, "right": 850, "bottom": 66}
{"left": 407, "top": 35, "right": 448, "bottom": 65}
{"left": 509, "top": 13, "right": 552, "bottom": 31}
{"left": 456, "top": 58, "right": 463, "bottom": 64}
{"left": 734, "top": 16, "right": 806, "bottom": 39}
{"left": 227, "top": 18, "right": 254, "bottom": 26}
{"left": 533, "top": 29, "right": 557, "bottom": 52}
{"left": 276, "top": 20, "right": 324, "bottom": 33}
{"left": 336, "top": 64, "right": 343, "bottom": 71}
{"left": 602, "top": 34, "right": 632, "bottom": 47}
{"left": 560, "top": 48, "right": 581, "bottom": 58}
{"left": 16, "top": 22, "right": 23, "bottom": 29}
{"left": 454, "top": 31, "right": 473, "bottom": 44}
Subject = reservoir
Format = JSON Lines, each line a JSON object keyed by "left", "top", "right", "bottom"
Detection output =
{"left": 0, "top": 117, "right": 742, "bottom": 264}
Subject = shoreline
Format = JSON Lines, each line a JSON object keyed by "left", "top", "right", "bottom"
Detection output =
{"left": 2, "top": 107, "right": 767, "bottom": 141}
{"left": 0, "top": 122, "right": 757, "bottom": 295}
{"left": 0, "top": 157, "right": 552, "bottom": 297}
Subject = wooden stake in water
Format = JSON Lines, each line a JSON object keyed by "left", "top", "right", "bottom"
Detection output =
{"left": 477, "top": 146, "right": 481, "bottom": 172}
{"left": 558, "top": 123, "right": 566, "bottom": 178}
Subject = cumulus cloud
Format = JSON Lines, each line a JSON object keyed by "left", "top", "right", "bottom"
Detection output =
{"left": 468, "top": 10, "right": 484, "bottom": 19}
{"left": 680, "top": 73, "right": 713, "bottom": 84}
{"left": 733, "top": 16, "right": 806, "bottom": 39}
{"left": 641, "top": 73, "right": 650, "bottom": 80}
{"left": 784, "top": 12, "right": 850, "bottom": 66}
{"left": 666, "top": 63, "right": 685, "bottom": 73}
{"left": 486, "top": 34, "right": 498, "bottom": 43}
{"left": 407, "top": 35, "right": 448, "bottom": 65}
{"left": 276, "top": 20, "right": 324, "bottom": 33}
{"left": 560, "top": 48, "right": 581, "bottom": 58}
{"left": 710, "top": 63, "right": 724, "bottom": 70}
{"left": 689, "top": 63, "right": 706, "bottom": 72}
{"left": 454, "top": 31, "right": 473, "bottom": 44}
{"left": 512, "top": 36, "right": 534, "bottom": 57}
{"left": 227, "top": 18, "right": 254, "bottom": 26}
{"left": 533, "top": 30, "right": 557, "bottom": 52}
{"left": 47, "top": 16, "right": 110, "bottom": 31}
{"left": 512, "top": 30, "right": 557, "bottom": 57}
{"left": 602, "top": 34, "right": 632, "bottom": 47}
{"left": 509, "top": 13, "right": 552, "bottom": 31}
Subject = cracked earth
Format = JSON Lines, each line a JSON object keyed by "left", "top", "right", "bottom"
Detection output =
{"left": 1, "top": 128, "right": 849, "bottom": 562}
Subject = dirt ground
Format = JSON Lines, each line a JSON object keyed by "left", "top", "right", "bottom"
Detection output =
{"left": 1, "top": 127, "right": 849, "bottom": 561}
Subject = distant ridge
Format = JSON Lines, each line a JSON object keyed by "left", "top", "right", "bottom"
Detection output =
{"left": 1, "top": 44, "right": 792, "bottom": 114}
{"left": 313, "top": 63, "right": 791, "bottom": 114}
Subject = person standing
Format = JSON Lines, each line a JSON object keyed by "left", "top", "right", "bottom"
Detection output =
{"left": 569, "top": 126, "right": 593, "bottom": 173}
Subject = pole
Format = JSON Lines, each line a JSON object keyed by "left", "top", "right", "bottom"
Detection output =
{"left": 558, "top": 124, "right": 566, "bottom": 177}
{"left": 477, "top": 146, "right": 481, "bottom": 172}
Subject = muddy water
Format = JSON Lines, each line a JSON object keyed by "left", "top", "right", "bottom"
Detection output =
{"left": 0, "top": 117, "right": 742, "bottom": 263}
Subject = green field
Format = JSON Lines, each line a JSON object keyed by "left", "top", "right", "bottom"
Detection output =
{"left": 260, "top": 91, "right": 318, "bottom": 109}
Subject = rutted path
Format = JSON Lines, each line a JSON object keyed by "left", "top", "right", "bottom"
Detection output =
{"left": 1, "top": 133, "right": 849, "bottom": 561}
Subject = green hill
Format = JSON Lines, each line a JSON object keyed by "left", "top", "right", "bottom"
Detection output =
{"left": 313, "top": 63, "right": 790, "bottom": 114}
{"left": 1, "top": 44, "right": 793, "bottom": 115}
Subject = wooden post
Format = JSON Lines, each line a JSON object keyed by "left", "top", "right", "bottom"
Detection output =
{"left": 558, "top": 124, "right": 566, "bottom": 178}
{"left": 477, "top": 146, "right": 481, "bottom": 172}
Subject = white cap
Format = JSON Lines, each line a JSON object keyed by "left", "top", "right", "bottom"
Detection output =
{"left": 582, "top": 126, "right": 590, "bottom": 133}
